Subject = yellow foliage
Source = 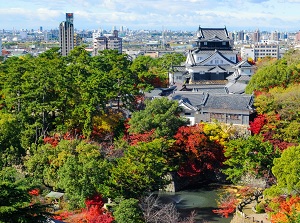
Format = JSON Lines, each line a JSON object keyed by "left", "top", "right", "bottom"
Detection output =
{"left": 92, "top": 110, "right": 123, "bottom": 134}
{"left": 203, "top": 122, "right": 238, "bottom": 145}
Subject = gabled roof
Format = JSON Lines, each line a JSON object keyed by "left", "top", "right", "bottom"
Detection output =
{"left": 193, "top": 49, "right": 237, "bottom": 54}
{"left": 233, "top": 60, "right": 253, "bottom": 68}
{"left": 203, "top": 94, "right": 254, "bottom": 111}
{"left": 208, "top": 65, "right": 226, "bottom": 72}
{"left": 237, "top": 75, "right": 251, "bottom": 81}
{"left": 171, "top": 92, "right": 207, "bottom": 109}
{"left": 145, "top": 86, "right": 177, "bottom": 98}
{"left": 225, "top": 82, "right": 247, "bottom": 94}
{"left": 198, "top": 50, "right": 236, "bottom": 66}
{"left": 171, "top": 92, "right": 255, "bottom": 112}
{"left": 197, "top": 27, "right": 230, "bottom": 41}
{"left": 186, "top": 50, "right": 196, "bottom": 65}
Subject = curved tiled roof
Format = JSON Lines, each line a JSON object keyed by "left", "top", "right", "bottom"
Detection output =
{"left": 172, "top": 92, "right": 206, "bottom": 108}
{"left": 197, "top": 27, "right": 230, "bottom": 41}
{"left": 203, "top": 94, "right": 254, "bottom": 110}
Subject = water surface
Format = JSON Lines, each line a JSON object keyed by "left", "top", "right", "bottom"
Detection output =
{"left": 157, "top": 185, "right": 232, "bottom": 223}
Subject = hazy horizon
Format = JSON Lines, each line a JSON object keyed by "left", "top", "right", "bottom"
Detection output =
{"left": 1, "top": 0, "right": 300, "bottom": 32}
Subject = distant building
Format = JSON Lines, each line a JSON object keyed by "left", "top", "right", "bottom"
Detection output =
{"left": 92, "top": 29, "right": 102, "bottom": 42}
{"left": 59, "top": 13, "right": 74, "bottom": 56}
{"left": 93, "top": 30, "right": 122, "bottom": 55}
{"left": 74, "top": 33, "right": 83, "bottom": 47}
{"left": 270, "top": 31, "right": 279, "bottom": 41}
{"left": 252, "top": 29, "right": 260, "bottom": 43}
{"left": 0, "top": 39, "right": 2, "bottom": 56}
{"left": 295, "top": 30, "right": 300, "bottom": 42}
{"left": 241, "top": 43, "right": 279, "bottom": 61}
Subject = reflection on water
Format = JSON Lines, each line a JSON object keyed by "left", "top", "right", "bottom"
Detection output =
{"left": 157, "top": 184, "right": 232, "bottom": 223}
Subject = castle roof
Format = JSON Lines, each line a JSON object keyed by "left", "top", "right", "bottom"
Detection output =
{"left": 197, "top": 27, "right": 230, "bottom": 41}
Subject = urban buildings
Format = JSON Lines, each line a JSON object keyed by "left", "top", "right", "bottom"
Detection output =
{"left": 241, "top": 43, "right": 280, "bottom": 61}
{"left": 59, "top": 13, "right": 74, "bottom": 56}
{"left": 93, "top": 30, "right": 122, "bottom": 55}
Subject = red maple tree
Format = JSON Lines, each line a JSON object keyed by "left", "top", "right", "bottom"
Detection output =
{"left": 171, "top": 124, "right": 225, "bottom": 177}
{"left": 213, "top": 191, "right": 238, "bottom": 218}
{"left": 70, "top": 193, "right": 114, "bottom": 223}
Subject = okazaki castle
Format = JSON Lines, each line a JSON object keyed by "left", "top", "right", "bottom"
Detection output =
{"left": 168, "top": 27, "right": 256, "bottom": 126}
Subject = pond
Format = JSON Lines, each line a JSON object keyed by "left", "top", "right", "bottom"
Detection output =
{"left": 157, "top": 184, "right": 233, "bottom": 223}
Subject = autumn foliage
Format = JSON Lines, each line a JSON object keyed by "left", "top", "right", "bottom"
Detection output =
{"left": 213, "top": 191, "right": 238, "bottom": 218}
{"left": 70, "top": 193, "right": 114, "bottom": 223}
{"left": 172, "top": 124, "right": 225, "bottom": 177}
{"left": 28, "top": 188, "right": 40, "bottom": 196}
{"left": 268, "top": 196, "right": 300, "bottom": 223}
{"left": 249, "top": 114, "right": 267, "bottom": 135}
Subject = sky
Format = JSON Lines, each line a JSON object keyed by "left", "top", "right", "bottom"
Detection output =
{"left": 0, "top": 0, "right": 300, "bottom": 32}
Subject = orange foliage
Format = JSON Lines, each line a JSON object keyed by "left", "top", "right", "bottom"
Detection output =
{"left": 270, "top": 196, "right": 300, "bottom": 223}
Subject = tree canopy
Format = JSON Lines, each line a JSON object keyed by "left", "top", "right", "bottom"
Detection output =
{"left": 265, "top": 145, "right": 300, "bottom": 197}
{"left": 246, "top": 49, "right": 300, "bottom": 93}
{"left": 128, "top": 97, "right": 188, "bottom": 138}
{"left": 223, "top": 135, "right": 280, "bottom": 184}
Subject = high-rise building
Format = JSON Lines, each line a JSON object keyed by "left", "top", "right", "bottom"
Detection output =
{"left": 59, "top": 13, "right": 74, "bottom": 56}
{"left": 270, "top": 31, "right": 279, "bottom": 41}
{"left": 252, "top": 29, "right": 260, "bottom": 43}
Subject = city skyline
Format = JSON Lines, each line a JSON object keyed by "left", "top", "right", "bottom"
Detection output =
{"left": 1, "top": 0, "right": 300, "bottom": 32}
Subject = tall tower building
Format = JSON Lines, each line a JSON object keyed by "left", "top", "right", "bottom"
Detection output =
{"left": 252, "top": 29, "right": 260, "bottom": 43}
{"left": 59, "top": 13, "right": 74, "bottom": 56}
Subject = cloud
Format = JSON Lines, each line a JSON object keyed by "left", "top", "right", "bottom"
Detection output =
{"left": 247, "top": 0, "right": 269, "bottom": 2}
{"left": 0, "top": 0, "right": 299, "bottom": 31}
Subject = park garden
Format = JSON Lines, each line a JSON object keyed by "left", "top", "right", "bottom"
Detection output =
{"left": 0, "top": 47, "right": 299, "bottom": 222}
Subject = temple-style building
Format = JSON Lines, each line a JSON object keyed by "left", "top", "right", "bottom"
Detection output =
{"left": 167, "top": 26, "right": 256, "bottom": 126}
{"left": 169, "top": 26, "right": 255, "bottom": 94}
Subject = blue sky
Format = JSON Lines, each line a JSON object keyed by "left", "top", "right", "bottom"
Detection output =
{"left": 0, "top": 0, "right": 300, "bottom": 32}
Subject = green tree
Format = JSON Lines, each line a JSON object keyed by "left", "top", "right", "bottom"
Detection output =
{"left": 223, "top": 135, "right": 280, "bottom": 184}
{"left": 108, "top": 138, "right": 172, "bottom": 199}
{"left": 25, "top": 139, "right": 112, "bottom": 209}
{"left": 253, "top": 84, "right": 300, "bottom": 143}
{"left": 113, "top": 198, "right": 144, "bottom": 223}
{"left": 0, "top": 167, "right": 51, "bottom": 223}
{"left": 246, "top": 50, "right": 300, "bottom": 93}
{"left": 128, "top": 97, "right": 188, "bottom": 138}
{"left": 130, "top": 55, "right": 156, "bottom": 90}
{"left": 0, "top": 112, "right": 23, "bottom": 168}
{"left": 265, "top": 145, "right": 300, "bottom": 197}
{"left": 57, "top": 141, "right": 111, "bottom": 208}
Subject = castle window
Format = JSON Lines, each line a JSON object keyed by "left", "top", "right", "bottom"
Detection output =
{"left": 204, "top": 42, "right": 207, "bottom": 45}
